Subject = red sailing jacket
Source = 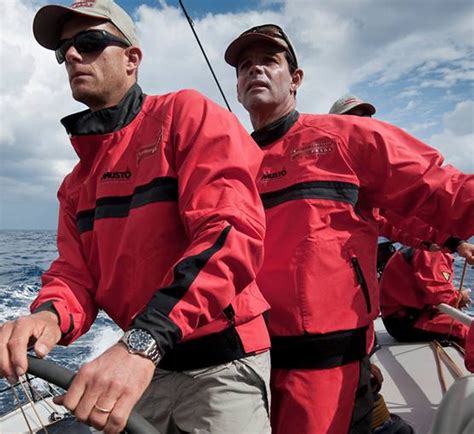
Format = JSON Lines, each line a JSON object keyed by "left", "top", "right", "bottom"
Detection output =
{"left": 30, "top": 85, "right": 270, "bottom": 356}
{"left": 375, "top": 209, "right": 450, "bottom": 249}
{"left": 253, "top": 111, "right": 473, "bottom": 339}
{"left": 379, "top": 248, "right": 459, "bottom": 318}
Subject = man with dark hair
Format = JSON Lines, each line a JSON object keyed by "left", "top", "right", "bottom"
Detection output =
{"left": 0, "top": 2, "right": 272, "bottom": 433}
{"left": 225, "top": 23, "right": 474, "bottom": 434}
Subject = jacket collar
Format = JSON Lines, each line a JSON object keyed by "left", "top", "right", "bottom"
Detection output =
{"left": 251, "top": 110, "right": 299, "bottom": 147}
{"left": 61, "top": 83, "right": 145, "bottom": 136}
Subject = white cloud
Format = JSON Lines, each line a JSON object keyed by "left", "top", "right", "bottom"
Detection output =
{"left": 407, "top": 121, "right": 437, "bottom": 134}
{"left": 428, "top": 100, "right": 474, "bottom": 172}
{"left": 429, "top": 131, "right": 474, "bottom": 173}
{"left": 397, "top": 89, "right": 421, "bottom": 99}
{"left": 0, "top": 1, "right": 82, "bottom": 205}
{"left": 443, "top": 100, "right": 474, "bottom": 136}
{"left": 406, "top": 100, "right": 416, "bottom": 111}
{"left": 0, "top": 0, "right": 473, "bottom": 228}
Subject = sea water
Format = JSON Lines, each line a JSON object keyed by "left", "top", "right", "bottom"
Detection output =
{"left": 0, "top": 230, "right": 473, "bottom": 415}
{"left": 0, "top": 230, "right": 121, "bottom": 415}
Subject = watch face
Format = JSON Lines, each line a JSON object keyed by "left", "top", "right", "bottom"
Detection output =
{"left": 128, "top": 329, "right": 153, "bottom": 352}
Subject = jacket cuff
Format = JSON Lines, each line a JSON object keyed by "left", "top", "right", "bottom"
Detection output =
{"left": 32, "top": 301, "right": 74, "bottom": 336}
{"left": 445, "top": 292, "right": 461, "bottom": 308}
{"left": 443, "top": 236, "right": 466, "bottom": 253}
{"left": 131, "top": 309, "right": 182, "bottom": 357}
{"left": 420, "top": 240, "right": 433, "bottom": 251}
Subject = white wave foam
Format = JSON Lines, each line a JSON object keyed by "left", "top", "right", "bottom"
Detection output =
{"left": 85, "top": 325, "right": 123, "bottom": 362}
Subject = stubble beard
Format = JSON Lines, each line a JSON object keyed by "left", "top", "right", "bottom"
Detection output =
{"left": 71, "top": 85, "right": 108, "bottom": 111}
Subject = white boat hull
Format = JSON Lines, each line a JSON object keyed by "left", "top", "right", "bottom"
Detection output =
{"left": 373, "top": 317, "right": 469, "bottom": 434}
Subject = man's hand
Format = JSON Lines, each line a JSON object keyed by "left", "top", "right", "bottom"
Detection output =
{"left": 456, "top": 242, "right": 474, "bottom": 266}
{"left": 427, "top": 243, "right": 442, "bottom": 252}
{"left": 458, "top": 288, "right": 472, "bottom": 309}
{"left": 0, "top": 311, "right": 61, "bottom": 383}
{"left": 54, "top": 343, "right": 155, "bottom": 434}
{"left": 369, "top": 363, "right": 384, "bottom": 393}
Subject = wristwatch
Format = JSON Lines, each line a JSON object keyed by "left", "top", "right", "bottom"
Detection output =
{"left": 120, "top": 329, "right": 162, "bottom": 366}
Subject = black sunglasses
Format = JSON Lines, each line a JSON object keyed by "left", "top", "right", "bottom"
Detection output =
{"left": 55, "top": 29, "right": 130, "bottom": 64}
{"left": 244, "top": 24, "right": 298, "bottom": 67}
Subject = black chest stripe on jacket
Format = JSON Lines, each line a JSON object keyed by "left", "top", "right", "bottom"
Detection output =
{"left": 260, "top": 181, "right": 359, "bottom": 209}
{"left": 76, "top": 177, "right": 178, "bottom": 233}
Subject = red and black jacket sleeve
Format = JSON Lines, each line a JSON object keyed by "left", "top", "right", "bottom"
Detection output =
{"left": 131, "top": 90, "right": 266, "bottom": 355}
{"left": 411, "top": 250, "right": 458, "bottom": 307}
{"left": 30, "top": 181, "right": 99, "bottom": 344}
{"left": 349, "top": 119, "right": 474, "bottom": 239}
{"left": 377, "top": 209, "right": 451, "bottom": 249}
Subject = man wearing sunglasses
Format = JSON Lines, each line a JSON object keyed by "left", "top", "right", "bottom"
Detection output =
{"left": 224, "top": 24, "right": 474, "bottom": 434}
{"left": 0, "top": 1, "right": 273, "bottom": 433}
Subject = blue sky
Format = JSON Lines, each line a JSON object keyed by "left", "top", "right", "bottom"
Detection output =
{"left": 0, "top": 0, "right": 473, "bottom": 229}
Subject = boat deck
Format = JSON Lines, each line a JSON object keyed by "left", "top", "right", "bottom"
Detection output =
{"left": 0, "top": 318, "right": 470, "bottom": 433}
{"left": 0, "top": 396, "right": 65, "bottom": 433}
{"left": 372, "top": 317, "right": 469, "bottom": 434}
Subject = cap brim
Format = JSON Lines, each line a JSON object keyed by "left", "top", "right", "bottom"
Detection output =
{"left": 353, "top": 102, "right": 376, "bottom": 116}
{"left": 33, "top": 5, "right": 109, "bottom": 50}
{"left": 225, "top": 33, "right": 289, "bottom": 67}
{"left": 339, "top": 102, "right": 376, "bottom": 116}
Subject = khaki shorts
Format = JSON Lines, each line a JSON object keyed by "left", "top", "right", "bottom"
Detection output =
{"left": 135, "top": 351, "right": 271, "bottom": 434}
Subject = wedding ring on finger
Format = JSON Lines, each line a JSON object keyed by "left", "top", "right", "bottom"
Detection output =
{"left": 93, "top": 403, "right": 113, "bottom": 413}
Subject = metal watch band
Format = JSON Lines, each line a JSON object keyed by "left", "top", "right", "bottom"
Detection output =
{"left": 146, "top": 345, "right": 162, "bottom": 366}
{"left": 120, "top": 329, "right": 162, "bottom": 366}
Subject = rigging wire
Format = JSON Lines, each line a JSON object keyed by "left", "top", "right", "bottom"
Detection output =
{"left": 178, "top": 0, "right": 232, "bottom": 112}
{"left": 17, "top": 375, "right": 49, "bottom": 433}
{"left": 10, "top": 384, "right": 35, "bottom": 434}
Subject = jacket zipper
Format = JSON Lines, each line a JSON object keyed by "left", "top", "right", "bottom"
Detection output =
{"left": 223, "top": 304, "right": 236, "bottom": 327}
{"left": 351, "top": 257, "right": 372, "bottom": 313}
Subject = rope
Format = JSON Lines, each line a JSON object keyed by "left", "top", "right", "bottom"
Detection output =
{"left": 10, "top": 384, "right": 34, "bottom": 434}
{"left": 26, "top": 376, "right": 63, "bottom": 414}
{"left": 446, "top": 258, "right": 468, "bottom": 341}
{"left": 371, "top": 393, "right": 391, "bottom": 429}
{"left": 431, "top": 341, "right": 447, "bottom": 395}
{"left": 433, "top": 340, "right": 464, "bottom": 379}
{"left": 18, "top": 375, "right": 49, "bottom": 433}
{"left": 431, "top": 339, "right": 465, "bottom": 396}
{"left": 450, "top": 340, "right": 465, "bottom": 356}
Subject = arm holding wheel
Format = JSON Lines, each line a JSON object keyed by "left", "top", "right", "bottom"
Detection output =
{"left": 26, "top": 355, "right": 160, "bottom": 434}
{"left": 53, "top": 343, "right": 156, "bottom": 434}
{"left": 0, "top": 311, "right": 62, "bottom": 383}
{"left": 0, "top": 311, "right": 157, "bottom": 434}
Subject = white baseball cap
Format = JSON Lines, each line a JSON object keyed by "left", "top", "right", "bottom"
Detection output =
{"left": 329, "top": 94, "right": 376, "bottom": 116}
{"left": 33, "top": 0, "right": 139, "bottom": 50}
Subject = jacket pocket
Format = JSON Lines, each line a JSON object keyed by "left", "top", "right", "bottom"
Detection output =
{"left": 351, "top": 256, "right": 372, "bottom": 313}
